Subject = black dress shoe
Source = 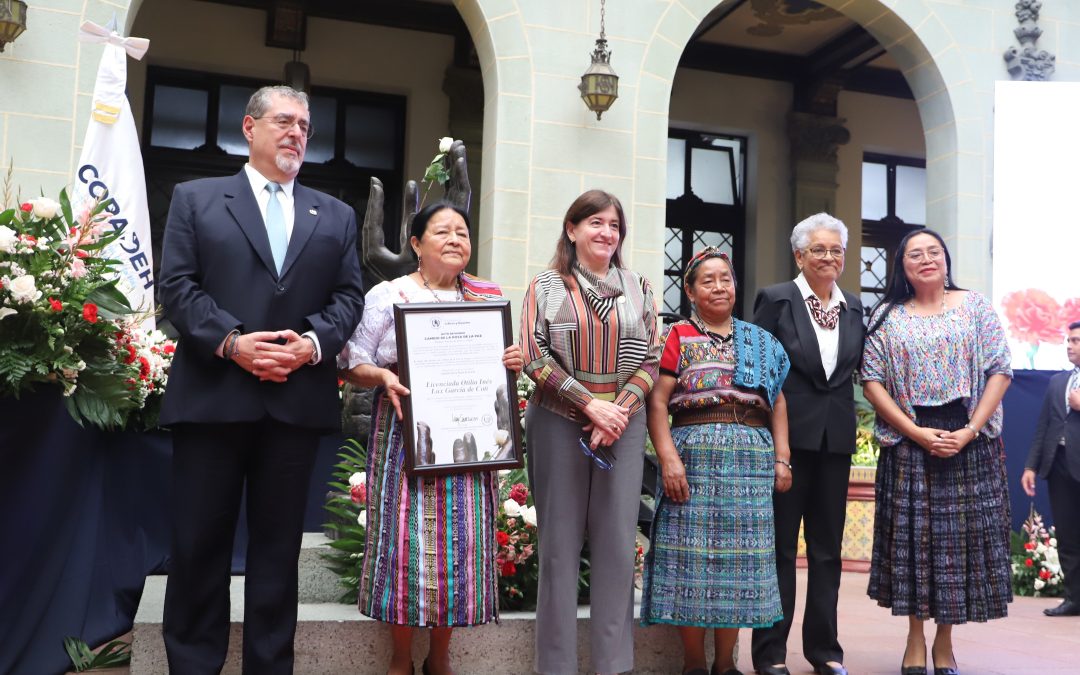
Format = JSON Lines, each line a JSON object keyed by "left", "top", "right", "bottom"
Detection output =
{"left": 756, "top": 666, "right": 790, "bottom": 675}
{"left": 814, "top": 665, "right": 847, "bottom": 675}
{"left": 1044, "top": 599, "right": 1080, "bottom": 616}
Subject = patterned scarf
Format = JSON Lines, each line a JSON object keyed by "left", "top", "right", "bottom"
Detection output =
{"left": 572, "top": 262, "right": 623, "bottom": 322}
{"left": 459, "top": 272, "right": 503, "bottom": 302}
{"left": 805, "top": 294, "right": 840, "bottom": 330}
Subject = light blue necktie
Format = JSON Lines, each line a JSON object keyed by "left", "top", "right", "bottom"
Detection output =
{"left": 265, "top": 182, "right": 287, "bottom": 274}
{"left": 1067, "top": 368, "right": 1080, "bottom": 414}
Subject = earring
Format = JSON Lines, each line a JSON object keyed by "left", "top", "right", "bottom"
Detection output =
{"left": 945, "top": 276, "right": 952, "bottom": 290}
{"left": 417, "top": 254, "right": 423, "bottom": 270}
{"left": 569, "top": 237, "right": 576, "bottom": 243}
{"left": 904, "top": 279, "right": 912, "bottom": 295}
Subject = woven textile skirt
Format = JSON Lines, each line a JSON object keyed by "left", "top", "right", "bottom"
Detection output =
{"left": 641, "top": 421, "right": 783, "bottom": 628}
{"left": 867, "top": 400, "right": 1012, "bottom": 624}
{"left": 357, "top": 388, "right": 500, "bottom": 627}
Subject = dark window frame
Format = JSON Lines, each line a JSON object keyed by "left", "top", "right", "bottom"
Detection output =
{"left": 664, "top": 129, "right": 748, "bottom": 321}
{"left": 860, "top": 152, "right": 926, "bottom": 318}
{"left": 141, "top": 66, "right": 408, "bottom": 268}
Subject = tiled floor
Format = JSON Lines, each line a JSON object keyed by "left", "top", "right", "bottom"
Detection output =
{"left": 736, "top": 569, "right": 1080, "bottom": 674}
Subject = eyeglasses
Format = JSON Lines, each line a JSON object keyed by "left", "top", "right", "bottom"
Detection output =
{"left": 806, "top": 247, "right": 845, "bottom": 260}
{"left": 905, "top": 247, "right": 944, "bottom": 263}
{"left": 577, "top": 437, "right": 616, "bottom": 470}
{"left": 254, "top": 114, "right": 314, "bottom": 139}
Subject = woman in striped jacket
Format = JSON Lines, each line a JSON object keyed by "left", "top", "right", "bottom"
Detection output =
{"left": 521, "top": 190, "right": 661, "bottom": 675}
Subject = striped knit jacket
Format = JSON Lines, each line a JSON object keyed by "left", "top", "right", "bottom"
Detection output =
{"left": 521, "top": 266, "right": 661, "bottom": 420}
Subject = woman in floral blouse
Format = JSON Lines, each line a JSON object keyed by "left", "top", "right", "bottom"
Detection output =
{"left": 862, "top": 229, "right": 1012, "bottom": 675}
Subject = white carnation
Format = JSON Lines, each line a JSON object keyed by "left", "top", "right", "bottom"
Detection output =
{"left": 1034, "top": 579, "right": 1046, "bottom": 590}
{"left": 348, "top": 471, "right": 366, "bottom": 487}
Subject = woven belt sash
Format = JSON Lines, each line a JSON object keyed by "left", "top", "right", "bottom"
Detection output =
{"left": 671, "top": 403, "right": 769, "bottom": 428}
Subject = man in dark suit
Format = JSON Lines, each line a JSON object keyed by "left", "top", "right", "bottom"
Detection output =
{"left": 1021, "top": 320, "right": 1080, "bottom": 617}
{"left": 158, "top": 85, "right": 365, "bottom": 673}
{"left": 750, "top": 214, "right": 864, "bottom": 675}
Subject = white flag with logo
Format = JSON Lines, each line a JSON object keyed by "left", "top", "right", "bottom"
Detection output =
{"left": 72, "top": 21, "right": 155, "bottom": 328}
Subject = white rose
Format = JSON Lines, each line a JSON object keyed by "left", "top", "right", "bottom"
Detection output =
{"left": 438, "top": 136, "right": 455, "bottom": 153}
{"left": 357, "top": 510, "right": 368, "bottom": 528}
{"left": 502, "top": 498, "right": 522, "bottom": 517}
{"left": 521, "top": 505, "right": 537, "bottom": 527}
{"left": 8, "top": 274, "right": 41, "bottom": 304}
{"left": 349, "top": 471, "right": 366, "bottom": 487}
{"left": 0, "top": 225, "right": 17, "bottom": 253}
{"left": 30, "top": 197, "right": 61, "bottom": 220}
{"left": 1034, "top": 579, "right": 1045, "bottom": 590}
{"left": 0, "top": 307, "right": 16, "bottom": 320}
{"left": 1049, "top": 538, "right": 1057, "bottom": 547}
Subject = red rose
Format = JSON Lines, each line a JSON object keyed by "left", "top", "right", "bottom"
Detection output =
{"left": 19, "top": 202, "right": 32, "bottom": 212}
{"left": 82, "top": 303, "right": 98, "bottom": 323}
{"left": 1001, "top": 289, "right": 1064, "bottom": 345}
{"left": 509, "top": 483, "right": 529, "bottom": 506}
{"left": 163, "top": 343, "right": 176, "bottom": 355}
{"left": 1025, "top": 558, "right": 1034, "bottom": 567}
{"left": 496, "top": 531, "right": 510, "bottom": 546}
{"left": 1039, "top": 569, "right": 1051, "bottom": 580}
{"left": 48, "top": 297, "right": 63, "bottom": 312}
{"left": 1024, "top": 542, "right": 1035, "bottom": 551}
{"left": 501, "top": 561, "right": 517, "bottom": 577}
{"left": 350, "top": 484, "right": 367, "bottom": 504}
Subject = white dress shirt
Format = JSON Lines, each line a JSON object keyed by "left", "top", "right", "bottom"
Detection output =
{"left": 793, "top": 272, "right": 846, "bottom": 380}
{"left": 216, "top": 164, "right": 321, "bottom": 363}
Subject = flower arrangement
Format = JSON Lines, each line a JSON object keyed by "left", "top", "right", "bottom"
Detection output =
{"left": 0, "top": 185, "right": 170, "bottom": 428}
{"left": 1010, "top": 507, "right": 1065, "bottom": 597}
{"left": 113, "top": 319, "right": 175, "bottom": 430}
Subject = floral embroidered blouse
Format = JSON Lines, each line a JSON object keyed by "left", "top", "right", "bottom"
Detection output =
{"left": 861, "top": 291, "right": 1012, "bottom": 446}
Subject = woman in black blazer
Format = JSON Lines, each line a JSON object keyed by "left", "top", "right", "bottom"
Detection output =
{"left": 750, "top": 213, "right": 864, "bottom": 675}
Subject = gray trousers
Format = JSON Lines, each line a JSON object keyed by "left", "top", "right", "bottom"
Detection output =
{"left": 526, "top": 403, "right": 646, "bottom": 675}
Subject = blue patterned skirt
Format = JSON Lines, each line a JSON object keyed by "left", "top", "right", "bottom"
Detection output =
{"left": 641, "top": 422, "right": 783, "bottom": 628}
{"left": 868, "top": 400, "right": 1012, "bottom": 624}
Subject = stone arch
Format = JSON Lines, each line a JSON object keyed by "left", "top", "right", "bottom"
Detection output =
{"left": 451, "top": 0, "right": 534, "bottom": 283}
{"left": 642, "top": 0, "right": 982, "bottom": 286}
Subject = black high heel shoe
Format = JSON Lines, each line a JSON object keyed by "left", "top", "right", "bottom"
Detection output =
{"left": 933, "top": 652, "right": 958, "bottom": 675}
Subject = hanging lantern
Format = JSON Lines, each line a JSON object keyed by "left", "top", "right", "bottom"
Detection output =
{"left": 579, "top": 0, "right": 618, "bottom": 120}
{"left": 0, "top": 0, "right": 28, "bottom": 53}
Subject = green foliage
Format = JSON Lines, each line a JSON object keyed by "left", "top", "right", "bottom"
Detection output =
{"left": 321, "top": 438, "right": 368, "bottom": 604}
{"left": 63, "top": 636, "right": 131, "bottom": 672}
{"left": 852, "top": 403, "right": 880, "bottom": 468}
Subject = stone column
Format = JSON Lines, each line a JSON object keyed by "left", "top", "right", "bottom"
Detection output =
{"left": 787, "top": 111, "right": 850, "bottom": 223}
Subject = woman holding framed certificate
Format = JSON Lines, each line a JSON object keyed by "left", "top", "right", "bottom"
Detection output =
{"left": 338, "top": 202, "right": 523, "bottom": 675}
{"left": 520, "top": 190, "right": 661, "bottom": 675}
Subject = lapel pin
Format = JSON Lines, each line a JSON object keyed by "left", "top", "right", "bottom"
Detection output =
{"left": 309, "top": 208, "right": 318, "bottom": 216}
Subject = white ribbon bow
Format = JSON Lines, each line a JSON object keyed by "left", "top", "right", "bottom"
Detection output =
{"left": 78, "top": 21, "right": 149, "bottom": 61}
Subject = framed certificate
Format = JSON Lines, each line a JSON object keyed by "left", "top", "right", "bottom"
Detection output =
{"left": 394, "top": 300, "right": 524, "bottom": 476}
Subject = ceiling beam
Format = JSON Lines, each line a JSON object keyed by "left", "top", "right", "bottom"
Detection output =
{"left": 806, "top": 25, "right": 885, "bottom": 77}
{"left": 678, "top": 41, "right": 803, "bottom": 83}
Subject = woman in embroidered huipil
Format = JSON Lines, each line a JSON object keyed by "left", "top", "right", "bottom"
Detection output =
{"left": 862, "top": 230, "right": 1012, "bottom": 675}
{"left": 642, "top": 248, "right": 791, "bottom": 675}
{"left": 338, "top": 202, "right": 523, "bottom": 675}
{"left": 521, "top": 190, "right": 660, "bottom": 675}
